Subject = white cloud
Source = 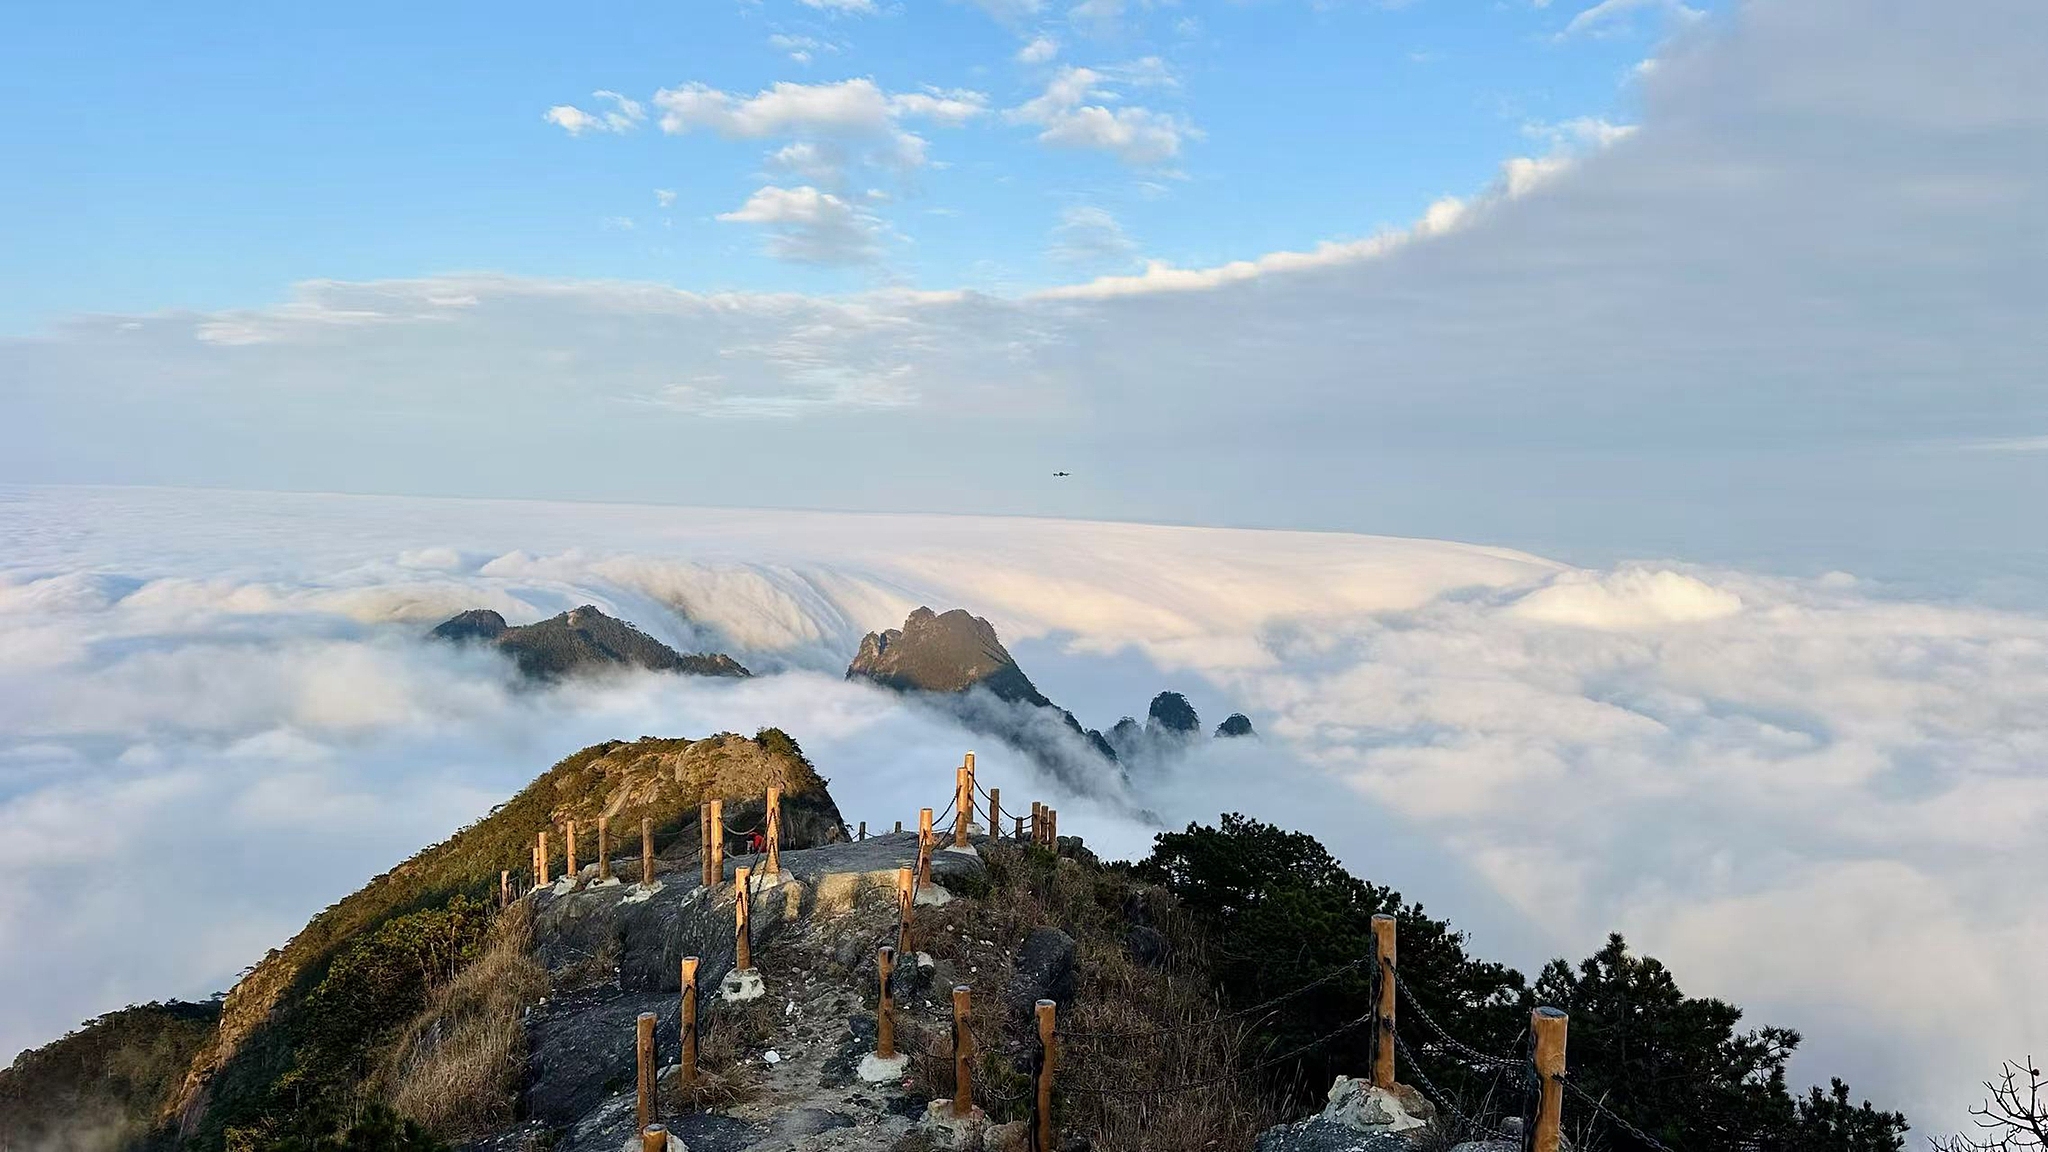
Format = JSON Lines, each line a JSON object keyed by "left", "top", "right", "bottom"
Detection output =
{"left": 1046, "top": 204, "right": 1138, "bottom": 268}
{"left": 541, "top": 90, "right": 646, "bottom": 135}
{"left": 887, "top": 87, "right": 990, "bottom": 127}
{"left": 1560, "top": 0, "right": 1703, "bottom": 40}
{"left": 1017, "top": 34, "right": 1060, "bottom": 64}
{"left": 1009, "top": 66, "right": 1195, "bottom": 165}
{"left": 654, "top": 188, "right": 677, "bottom": 207}
{"left": 767, "top": 33, "right": 840, "bottom": 64}
{"left": 717, "top": 184, "right": 886, "bottom": 264}
{"left": 647, "top": 78, "right": 983, "bottom": 185}
{"left": 1066, "top": 0, "right": 1123, "bottom": 36}
{"left": 798, "top": 0, "right": 875, "bottom": 12}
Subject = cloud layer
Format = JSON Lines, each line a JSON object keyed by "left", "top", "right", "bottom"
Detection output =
{"left": 0, "top": 485, "right": 2042, "bottom": 1144}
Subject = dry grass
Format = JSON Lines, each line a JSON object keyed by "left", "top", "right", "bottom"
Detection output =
{"left": 669, "top": 997, "right": 771, "bottom": 1113}
{"left": 924, "top": 841, "right": 1291, "bottom": 1152}
{"left": 376, "top": 902, "right": 549, "bottom": 1140}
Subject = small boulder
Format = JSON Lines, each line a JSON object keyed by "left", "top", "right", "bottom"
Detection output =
{"left": 1126, "top": 924, "right": 1169, "bottom": 969}
{"left": 1010, "top": 927, "right": 1077, "bottom": 1017}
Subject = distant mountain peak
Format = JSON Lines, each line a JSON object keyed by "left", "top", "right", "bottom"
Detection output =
{"left": 430, "top": 605, "right": 750, "bottom": 681}
{"left": 848, "top": 605, "right": 1050, "bottom": 707}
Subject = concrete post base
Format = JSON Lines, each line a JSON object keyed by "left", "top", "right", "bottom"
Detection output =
{"left": 719, "top": 967, "right": 765, "bottom": 1002}
{"left": 856, "top": 1051, "right": 910, "bottom": 1083}
{"left": 919, "top": 1099, "right": 987, "bottom": 1149}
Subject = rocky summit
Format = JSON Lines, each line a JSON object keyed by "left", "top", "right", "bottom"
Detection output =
{"left": 431, "top": 605, "right": 751, "bottom": 681}
{"left": 846, "top": 607, "right": 1255, "bottom": 785}
{"left": 845, "top": 607, "right": 1049, "bottom": 707}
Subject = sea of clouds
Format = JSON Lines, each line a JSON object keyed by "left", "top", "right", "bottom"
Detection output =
{"left": 1, "top": 484, "right": 2042, "bottom": 1143}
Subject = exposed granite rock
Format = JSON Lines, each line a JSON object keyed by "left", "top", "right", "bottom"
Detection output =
{"left": 847, "top": 607, "right": 1051, "bottom": 706}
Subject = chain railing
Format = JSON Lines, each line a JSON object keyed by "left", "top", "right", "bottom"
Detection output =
{"left": 547, "top": 759, "right": 1680, "bottom": 1152}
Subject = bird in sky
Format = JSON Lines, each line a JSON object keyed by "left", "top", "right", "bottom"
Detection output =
{"left": 1053, "top": 471, "right": 1071, "bottom": 477}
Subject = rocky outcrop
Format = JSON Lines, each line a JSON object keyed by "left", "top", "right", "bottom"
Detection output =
{"left": 1255, "top": 1077, "right": 1436, "bottom": 1152}
{"left": 1216, "top": 712, "right": 1256, "bottom": 738}
{"left": 431, "top": 604, "right": 750, "bottom": 681}
{"left": 847, "top": 607, "right": 1049, "bottom": 705}
{"left": 848, "top": 608, "right": 1120, "bottom": 784}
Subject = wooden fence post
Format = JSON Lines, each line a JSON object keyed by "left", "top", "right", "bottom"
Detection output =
{"left": 641, "top": 817, "right": 654, "bottom": 886}
{"left": 734, "top": 866, "right": 753, "bottom": 971}
{"left": 1031, "top": 801, "right": 1042, "bottom": 844}
{"left": 1014, "top": 815, "right": 1024, "bottom": 840}
{"left": 565, "top": 820, "right": 578, "bottom": 883}
{"left": 896, "top": 866, "right": 915, "bottom": 956}
{"left": 877, "top": 946, "right": 898, "bottom": 1059}
{"left": 766, "top": 787, "right": 782, "bottom": 875}
{"left": 598, "top": 816, "right": 611, "bottom": 882}
{"left": 953, "top": 985, "right": 974, "bottom": 1117}
{"left": 918, "top": 808, "right": 935, "bottom": 885}
{"left": 988, "top": 788, "right": 1001, "bottom": 843}
{"left": 500, "top": 869, "right": 510, "bottom": 908}
{"left": 642, "top": 1124, "right": 667, "bottom": 1152}
{"left": 537, "top": 830, "right": 551, "bottom": 887}
{"left": 1035, "top": 999, "right": 1057, "bottom": 1152}
{"left": 894, "top": 820, "right": 903, "bottom": 834}
{"left": 1372, "top": 913, "right": 1397, "bottom": 1088}
{"left": 858, "top": 820, "right": 866, "bottom": 841}
{"left": 1532, "top": 1007, "right": 1569, "bottom": 1152}
{"left": 1047, "top": 808, "right": 1057, "bottom": 847}
{"left": 953, "top": 767, "right": 970, "bottom": 848}
{"left": 708, "top": 799, "right": 724, "bottom": 886}
{"left": 699, "top": 802, "right": 712, "bottom": 886}
{"left": 636, "top": 1010, "right": 657, "bottom": 1131}
{"left": 681, "top": 956, "right": 700, "bottom": 1087}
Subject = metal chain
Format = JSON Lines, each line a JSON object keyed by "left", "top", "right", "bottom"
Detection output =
{"left": 1393, "top": 1029, "right": 1518, "bottom": 1144}
{"left": 1556, "top": 1074, "right": 1683, "bottom": 1152}
{"left": 1387, "top": 962, "right": 1520, "bottom": 1069}
{"left": 1056, "top": 955, "right": 1373, "bottom": 1043}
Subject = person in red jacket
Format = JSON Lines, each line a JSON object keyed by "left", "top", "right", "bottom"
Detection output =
{"left": 749, "top": 831, "right": 765, "bottom": 855}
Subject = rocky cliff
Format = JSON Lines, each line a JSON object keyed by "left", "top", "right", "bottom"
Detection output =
{"left": 431, "top": 605, "right": 750, "bottom": 681}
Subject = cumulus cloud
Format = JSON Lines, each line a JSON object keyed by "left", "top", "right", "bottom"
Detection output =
{"left": 1016, "top": 34, "right": 1060, "bottom": 64}
{"left": 1008, "top": 65, "right": 1195, "bottom": 165}
{"left": 0, "top": 486, "right": 2042, "bottom": 1141}
{"left": 542, "top": 90, "right": 646, "bottom": 135}
{"left": 1046, "top": 204, "right": 1139, "bottom": 268}
{"left": 642, "top": 77, "right": 983, "bottom": 192}
{"left": 716, "top": 184, "right": 887, "bottom": 264}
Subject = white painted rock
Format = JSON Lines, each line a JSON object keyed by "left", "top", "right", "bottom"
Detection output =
{"left": 720, "top": 967, "right": 765, "bottom": 1002}
{"left": 857, "top": 1051, "right": 910, "bottom": 1083}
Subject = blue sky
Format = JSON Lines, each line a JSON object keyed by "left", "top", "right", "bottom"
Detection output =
{"left": 0, "top": 0, "right": 1699, "bottom": 330}
{"left": 3, "top": 0, "right": 2042, "bottom": 597}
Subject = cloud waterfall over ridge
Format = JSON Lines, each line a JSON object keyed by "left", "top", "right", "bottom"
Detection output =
{"left": 0, "top": 485, "right": 2042, "bottom": 1141}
